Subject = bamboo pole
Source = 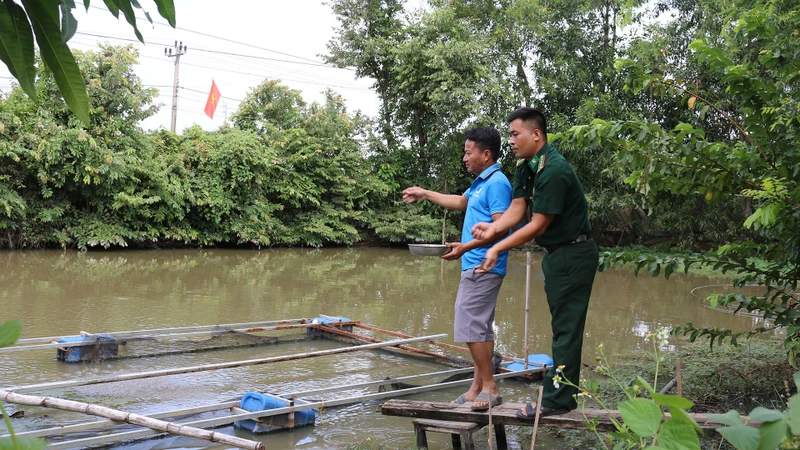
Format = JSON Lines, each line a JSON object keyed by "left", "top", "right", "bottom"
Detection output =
{"left": 11, "top": 318, "right": 307, "bottom": 346}
{"left": 355, "top": 323, "right": 471, "bottom": 353}
{"left": 6, "top": 333, "right": 448, "bottom": 394}
{"left": 524, "top": 251, "right": 531, "bottom": 370}
{"left": 11, "top": 366, "right": 480, "bottom": 440}
{"left": 36, "top": 368, "right": 547, "bottom": 450}
{"left": 0, "top": 390, "right": 264, "bottom": 450}
{"left": 2, "top": 321, "right": 356, "bottom": 353}
{"left": 353, "top": 323, "right": 523, "bottom": 364}
{"left": 677, "top": 357, "right": 683, "bottom": 397}
{"left": 529, "top": 384, "right": 544, "bottom": 450}
{"left": 319, "top": 325, "right": 471, "bottom": 367}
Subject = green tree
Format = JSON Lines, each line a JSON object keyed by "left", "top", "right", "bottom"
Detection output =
{"left": 0, "top": 0, "right": 176, "bottom": 124}
{"left": 0, "top": 44, "right": 178, "bottom": 249}
{"left": 566, "top": 0, "right": 800, "bottom": 360}
{"left": 325, "top": 0, "right": 405, "bottom": 149}
{"left": 231, "top": 79, "right": 307, "bottom": 135}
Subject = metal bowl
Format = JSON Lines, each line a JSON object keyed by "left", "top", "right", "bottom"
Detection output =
{"left": 408, "top": 244, "right": 450, "bottom": 257}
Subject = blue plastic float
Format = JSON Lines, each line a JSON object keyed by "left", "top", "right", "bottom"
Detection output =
{"left": 306, "top": 316, "right": 353, "bottom": 337}
{"left": 234, "top": 392, "right": 315, "bottom": 434}
{"left": 502, "top": 353, "right": 554, "bottom": 372}
{"left": 56, "top": 334, "right": 118, "bottom": 363}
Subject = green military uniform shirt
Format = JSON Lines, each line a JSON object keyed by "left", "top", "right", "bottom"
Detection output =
{"left": 512, "top": 143, "right": 592, "bottom": 246}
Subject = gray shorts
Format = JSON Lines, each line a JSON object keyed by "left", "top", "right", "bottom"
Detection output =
{"left": 454, "top": 269, "right": 503, "bottom": 343}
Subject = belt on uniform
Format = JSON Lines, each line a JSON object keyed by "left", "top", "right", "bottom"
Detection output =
{"left": 544, "top": 234, "right": 590, "bottom": 254}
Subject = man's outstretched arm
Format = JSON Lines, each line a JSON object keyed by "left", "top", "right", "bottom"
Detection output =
{"left": 402, "top": 186, "right": 467, "bottom": 212}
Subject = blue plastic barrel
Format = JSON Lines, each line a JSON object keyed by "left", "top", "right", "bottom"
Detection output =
{"left": 503, "top": 353, "right": 554, "bottom": 372}
{"left": 56, "top": 334, "right": 118, "bottom": 363}
{"left": 234, "top": 392, "right": 315, "bottom": 434}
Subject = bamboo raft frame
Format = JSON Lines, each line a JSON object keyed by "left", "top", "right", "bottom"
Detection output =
{"left": 1, "top": 317, "right": 550, "bottom": 449}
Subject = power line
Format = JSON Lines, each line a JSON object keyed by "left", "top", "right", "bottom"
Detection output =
{"left": 86, "top": 5, "right": 339, "bottom": 66}
{"left": 69, "top": 35, "right": 370, "bottom": 92}
{"left": 137, "top": 54, "right": 370, "bottom": 91}
{"left": 75, "top": 31, "right": 351, "bottom": 70}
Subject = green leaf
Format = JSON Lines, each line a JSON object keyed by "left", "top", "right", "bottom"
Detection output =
{"left": 652, "top": 393, "right": 694, "bottom": 410}
{"left": 658, "top": 418, "right": 701, "bottom": 450}
{"left": 636, "top": 376, "right": 656, "bottom": 395}
{"left": 153, "top": 0, "right": 175, "bottom": 27}
{"left": 21, "top": 0, "right": 90, "bottom": 124}
{"left": 717, "top": 424, "right": 759, "bottom": 450}
{"left": 747, "top": 407, "right": 785, "bottom": 423}
{"left": 669, "top": 407, "right": 702, "bottom": 432}
{"left": 757, "top": 419, "right": 787, "bottom": 450}
{"left": 102, "top": 0, "right": 119, "bottom": 17}
{"left": 708, "top": 410, "right": 744, "bottom": 427}
{"left": 109, "top": 0, "right": 143, "bottom": 42}
{"left": 0, "top": 436, "right": 48, "bottom": 450}
{"left": 788, "top": 394, "right": 800, "bottom": 434}
{"left": 0, "top": 0, "right": 37, "bottom": 97}
{"left": 0, "top": 319, "right": 22, "bottom": 347}
{"left": 619, "top": 398, "right": 662, "bottom": 437}
{"left": 59, "top": 0, "right": 77, "bottom": 43}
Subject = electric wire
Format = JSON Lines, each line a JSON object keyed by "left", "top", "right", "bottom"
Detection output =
{"left": 68, "top": 34, "right": 369, "bottom": 91}
{"left": 75, "top": 31, "right": 344, "bottom": 69}
{"left": 85, "top": 6, "right": 351, "bottom": 69}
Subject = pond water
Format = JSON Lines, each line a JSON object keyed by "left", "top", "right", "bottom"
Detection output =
{"left": 0, "top": 248, "right": 768, "bottom": 449}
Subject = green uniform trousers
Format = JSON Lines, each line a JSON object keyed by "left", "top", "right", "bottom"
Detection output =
{"left": 541, "top": 238, "right": 599, "bottom": 410}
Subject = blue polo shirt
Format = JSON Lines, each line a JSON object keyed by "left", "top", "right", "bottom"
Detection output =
{"left": 461, "top": 163, "right": 512, "bottom": 276}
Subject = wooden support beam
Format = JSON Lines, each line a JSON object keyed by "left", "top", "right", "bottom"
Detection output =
{"left": 380, "top": 399, "right": 733, "bottom": 434}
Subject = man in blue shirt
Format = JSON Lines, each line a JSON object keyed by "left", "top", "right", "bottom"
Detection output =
{"left": 402, "top": 126, "right": 512, "bottom": 411}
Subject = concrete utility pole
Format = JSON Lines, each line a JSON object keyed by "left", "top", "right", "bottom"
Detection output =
{"left": 165, "top": 41, "right": 187, "bottom": 133}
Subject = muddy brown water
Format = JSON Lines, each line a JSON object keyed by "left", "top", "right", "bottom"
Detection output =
{"left": 0, "top": 248, "right": 768, "bottom": 449}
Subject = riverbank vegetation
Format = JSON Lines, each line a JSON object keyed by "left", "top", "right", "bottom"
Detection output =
{"left": 2, "top": 0, "right": 795, "bottom": 255}
{"left": 1, "top": 0, "right": 798, "bottom": 403}
{"left": 517, "top": 337, "right": 796, "bottom": 449}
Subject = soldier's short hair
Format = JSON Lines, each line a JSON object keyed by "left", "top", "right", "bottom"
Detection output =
{"left": 507, "top": 107, "right": 548, "bottom": 137}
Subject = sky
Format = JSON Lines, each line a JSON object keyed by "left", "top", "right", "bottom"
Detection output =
{"left": 0, "top": 0, "right": 387, "bottom": 133}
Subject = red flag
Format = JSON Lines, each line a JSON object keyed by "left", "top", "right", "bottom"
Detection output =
{"left": 204, "top": 79, "right": 221, "bottom": 119}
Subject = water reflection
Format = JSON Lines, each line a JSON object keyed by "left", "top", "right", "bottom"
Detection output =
{"left": 0, "top": 248, "right": 767, "bottom": 448}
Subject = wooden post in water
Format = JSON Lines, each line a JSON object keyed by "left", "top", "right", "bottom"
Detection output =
{"left": 0, "top": 390, "right": 264, "bottom": 450}
{"left": 529, "top": 384, "right": 544, "bottom": 450}
{"left": 524, "top": 251, "right": 531, "bottom": 370}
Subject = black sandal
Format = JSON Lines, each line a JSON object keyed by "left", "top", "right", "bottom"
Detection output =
{"left": 515, "top": 401, "right": 570, "bottom": 420}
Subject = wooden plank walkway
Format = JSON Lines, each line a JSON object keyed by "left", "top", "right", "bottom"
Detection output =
{"left": 381, "top": 399, "right": 728, "bottom": 433}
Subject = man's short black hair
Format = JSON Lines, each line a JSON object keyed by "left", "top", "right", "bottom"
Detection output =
{"left": 464, "top": 126, "right": 501, "bottom": 161}
{"left": 507, "top": 107, "right": 548, "bottom": 136}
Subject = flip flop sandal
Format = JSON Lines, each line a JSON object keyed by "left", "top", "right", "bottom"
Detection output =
{"left": 471, "top": 391, "right": 502, "bottom": 411}
{"left": 515, "top": 401, "right": 570, "bottom": 420}
{"left": 452, "top": 394, "right": 469, "bottom": 404}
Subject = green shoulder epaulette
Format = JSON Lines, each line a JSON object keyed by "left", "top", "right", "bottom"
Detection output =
{"left": 515, "top": 158, "right": 526, "bottom": 168}
{"left": 537, "top": 154, "right": 546, "bottom": 173}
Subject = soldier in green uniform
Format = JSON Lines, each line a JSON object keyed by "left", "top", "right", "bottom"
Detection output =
{"left": 473, "top": 107, "right": 599, "bottom": 417}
